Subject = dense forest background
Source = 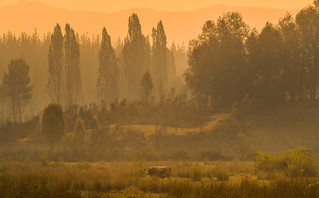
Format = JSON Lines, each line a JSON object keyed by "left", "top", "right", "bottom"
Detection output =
{"left": 0, "top": 1, "right": 318, "bottom": 162}
{"left": 0, "top": 28, "right": 187, "bottom": 122}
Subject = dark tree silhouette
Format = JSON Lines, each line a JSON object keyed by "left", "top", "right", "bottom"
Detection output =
{"left": 73, "top": 117, "right": 86, "bottom": 147}
{"left": 1, "top": 59, "right": 33, "bottom": 122}
{"left": 152, "top": 21, "right": 168, "bottom": 100}
{"left": 121, "top": 13, "right": 149, "bottom": 101}
{"left": 97, "top": 27, "right": 119, "bottom": 105}
{"left": 185, "top": 12, "right": 249, "bottom": 109}
{"left": 42, "top": 103, "right": 65, "bottom": 152}
{"left": 64, "top": 24, "right": 81, "bottom": 107}
{"left": 140, "top": 71, "right": 153, "bottom": 102}
{"left": 47, "top": 23, "right": 64, "bottom": 105}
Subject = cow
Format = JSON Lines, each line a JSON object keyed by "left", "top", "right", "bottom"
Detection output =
{"left": 144, "top": 166, "right": 172, "bottom": 179}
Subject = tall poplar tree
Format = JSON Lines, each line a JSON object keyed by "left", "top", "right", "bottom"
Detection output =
{"left": 167, "top": 46, "right": 176, "bottom": 86}
{"left": 64, "top": 24, "right": 81, "bottom": 107}
{"left": 47, "top": 24, "right": 64, "bottom": 104}
{"left": 152, "top": 21, "right": 168, "bottom": 100}
{"left": 121, "top": 13, "right": 148, "bottom": 101}
{"left": 97, "top": 27, "right": 119, "bottom": 105}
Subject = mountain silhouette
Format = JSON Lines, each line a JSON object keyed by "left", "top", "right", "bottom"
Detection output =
{"left": 0, "top": 1, "right": 296, "bottom": 44}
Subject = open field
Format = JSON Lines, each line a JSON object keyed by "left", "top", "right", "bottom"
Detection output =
{"left": 1, "top": 105, "right": 318, "bottom": 162}
{"left": 1, "top": 105, "right": 318, "bottom": 197}
{"left": 1, "top": 160, "right": 319, "bottom": 198}
{"left": 1, "top": 1, "right": 319, "bottom": 197}
{"left": 106, "top": 113, "right": 230, "bottom": 137}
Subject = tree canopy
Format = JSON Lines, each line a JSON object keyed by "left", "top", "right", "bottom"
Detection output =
{"left": 42, "top": 103, "right": 65, "bottom": 152}
{"left": 97, "top": 27, "right": 119, "bottom": 105}
{"left": 1, "top": 59, "right": 33, "bottom": 122}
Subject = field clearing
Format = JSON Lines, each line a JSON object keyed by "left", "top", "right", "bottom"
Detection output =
{"left": 102, "top": 113, "right": 230, "bottom": 137}
{"left": 1, "top": 160, "right": 318, "bottom": 198}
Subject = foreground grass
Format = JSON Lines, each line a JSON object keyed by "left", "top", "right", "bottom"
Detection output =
{"left": 0, "top": 161, "right": 318, "bottom": 198}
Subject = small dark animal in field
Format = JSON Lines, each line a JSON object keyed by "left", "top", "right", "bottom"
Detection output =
{"left": 145, "top": 166, "right": 172, "bottom": 179}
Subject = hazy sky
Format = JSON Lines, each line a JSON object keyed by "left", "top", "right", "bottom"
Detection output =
{"left": 0, "top": 0, "right": 314, "bottom": 12}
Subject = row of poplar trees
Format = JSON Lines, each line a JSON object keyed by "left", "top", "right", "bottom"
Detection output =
{"left": 48, "top": 14, "right": 176, "bottom": 108}
{"left": 185, "top": 0, "right": 319, "bottom": 110}
{"left": 47, "top": 24, "right": 81, "bottom": 107}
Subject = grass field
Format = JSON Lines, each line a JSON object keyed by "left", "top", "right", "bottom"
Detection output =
{"left": 1, "top": 160, "right": 318, "bottom": 198}
{"left": 1, "top": 105, "right": 318, "bottom": 197}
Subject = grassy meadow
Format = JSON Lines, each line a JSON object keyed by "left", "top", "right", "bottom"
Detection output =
{"left": 1, "top": 160, "right": 319, "bottom": 198}
{"left": 1, "top": 1, "right": 319, "bottom": 197}
{"left": 1, "top": 105, "right": 318, "bottom": 197}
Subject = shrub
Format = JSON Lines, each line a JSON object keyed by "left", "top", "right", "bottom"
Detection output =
{"left": 90, "top": 115, "right": 100, "bottom": 130}
{"left": 255, "top": 148, "right": 318, "bottom": 177}
{"left": 281, "top": 148, "right": 318, "bottom": 177}
{"left": 73, "top": 118, "right": 86, "bottom": 146}
{"left": 42, "top": 103, "right": 65, "bottom": 152}
{"left": 255, "top": 152, "right": 280, "bottom": 172}
{"left": 40, "top": 153, "right": 49, "bottom": 167}
{"left": 189, "top": 166, "right": 202, "bottom": 181}
{"left": 213, "top": 166, "right": 230, "bottom": 181}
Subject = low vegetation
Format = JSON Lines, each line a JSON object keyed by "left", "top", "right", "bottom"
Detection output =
{"left": 256, "top": 148, "right": 318, "bottom": 178}
{"left": 0, "top": 1, "right": 318, "bottom": 197}
{"left": 0, "top": 160, "right": 318, "bottom": 198}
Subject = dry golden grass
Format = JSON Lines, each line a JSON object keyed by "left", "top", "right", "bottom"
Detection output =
{"left": 1, "top": 160, "right": 318, "bottom": 198}
{"left": 105, "top": 113, "right": 231, "bottom": 137}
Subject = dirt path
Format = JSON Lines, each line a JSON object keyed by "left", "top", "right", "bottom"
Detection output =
{"left": 106, "top": 113, "right": 230, "bottom": 136}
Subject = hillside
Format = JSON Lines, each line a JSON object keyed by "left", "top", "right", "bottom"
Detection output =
{"left": 1, "top": 104, "right": 318, "bottom": 161}
{"left": 0, "top": 1, "right": 296, "bottom": 44}
{"left": 240, "top": 105, "right": 319, "bottom": 154}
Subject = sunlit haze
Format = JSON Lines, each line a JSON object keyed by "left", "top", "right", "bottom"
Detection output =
{"left": 1, "top": 0, "right": 319, "bottom": 197}
{"left": 0, "top": 0, "right": 313, "bottom": 12}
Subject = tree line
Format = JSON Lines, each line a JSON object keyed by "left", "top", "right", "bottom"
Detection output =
{"left": 1, "top": 1, "right": 319, "bottom": 123}
{"left": 0, "top": 14, "right": 186, "bottom": 123}
{"left": 47, "top": 14, "right": 178, "bottom": 107}
{"left": 185, "top": 1, "right": 319, "bottom": 110}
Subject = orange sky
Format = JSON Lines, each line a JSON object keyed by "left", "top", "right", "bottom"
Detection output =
{"left": 0, "top": 0, "right": 314, "bottom": 12}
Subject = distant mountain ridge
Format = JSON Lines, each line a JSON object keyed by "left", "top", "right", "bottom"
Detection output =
{"left": 0, "top": 1, "right": 296, "bottom": 44}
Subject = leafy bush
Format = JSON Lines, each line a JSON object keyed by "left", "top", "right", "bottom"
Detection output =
{"left": 189, "top": 166, "right": 202, "bottom": 181}
{"left": 281, "top": 148, "right": 318, "bottom": 177}
{"left": 40, "top": 153, "right": 49, "bottom": 167}
{"left": 255, "top": 152, "right": 282, "bottom": 172}
{"left": 90, "top": 115, "right": 100, "bottom": 130}
{"left": 213, "top": 166, "right": 230, "bottom": 181}
{"left": 255, "top": 148, "right": 318, "bottom": 177}
{"left": 73, "top": 117, "right": 86, "bottom": 146}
